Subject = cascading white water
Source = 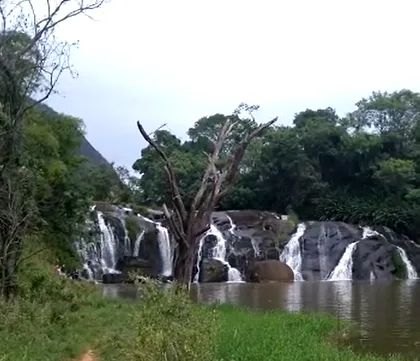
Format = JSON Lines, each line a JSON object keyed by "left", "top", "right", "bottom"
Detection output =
{"left": 97, "top": 211, "right": 119, "bottom": 273}
{"left": 75, "top": 238, "right": 96, "bottom": 280}
{"left": 226, "top": 215, "right": 236, "bottom": 234}
{"left": 193, "top": 237, "right": 205, "bottom": 283}
{"left": 208, "top": 224, "right": 243, "bottom": 282}
{"left": 280, "top": 223, "right": 306, "bottom": 281}
{"left": 328, "top": 226, "right": 382, "bottom": 281}
{"left": 328, "top": 242, "right": 359, "bottom": 280}
{"left": 362, "top": 226, "right": 382, "bottom": 239}
{"left": 361, "top": 227, "right": 418, "bottom": 280}
{"left": 396, "top": 246, "right": 418, "bottom": 279}
{"left": 133, "top": 230, "right": 145, "bottom": 257}
{"left": 211, "top": 224, "right": 227, "bottom": 260}
{"left": 136, "top": 215, "right": 174, "bottom": 277}
{"left": 157, "top": 224, "right": 173, "bottom": 276}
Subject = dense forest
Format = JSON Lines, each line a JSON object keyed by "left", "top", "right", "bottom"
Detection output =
{"left": 3, "top": 104, "right": 127, "bottom": 268}
{"left": 132, "top": 89, "right": 420, "bottom": 241}
{"left": 6, "top": 89, "right": 420, "bottom": 273}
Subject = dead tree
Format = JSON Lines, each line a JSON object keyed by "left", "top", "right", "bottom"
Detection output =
{"left": 0, "top": 0, "right": 108, "bottom": 299}
{"left": 137, "top": 105, "right": 278, "bottom": 286}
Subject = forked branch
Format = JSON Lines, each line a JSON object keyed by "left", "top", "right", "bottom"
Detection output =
{"left": 136, "top": 111, "right": 278, "bottom": 247}
{"left": 136, "top": 121, "right": 188, "bottom": 223}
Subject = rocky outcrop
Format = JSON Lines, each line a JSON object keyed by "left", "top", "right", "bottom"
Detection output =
{"left": 300, "top": 221, "right": 360, "bottom": 281}
{"left": 77, "top": 205, "right": 420, "bottom": 284}
{"left": 247, "top": 260, "right": 294, "bottom": 282}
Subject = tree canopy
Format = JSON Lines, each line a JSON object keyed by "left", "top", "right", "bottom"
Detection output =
{"left": 132, "top": 89, "right": 420, "bottom": 240}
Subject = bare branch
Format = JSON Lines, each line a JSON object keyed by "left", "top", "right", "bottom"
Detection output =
{"left": 189, "top": 117, "right": 233, "bottom": 218}
{"left": 137, "top": 121, "right": 188, "bottom": 223}
{"left": 217, "top": 116, "right": 278, "bottom": 199}
{"left": 0, "top": 0, "right": 108, "bottom": 298}
{"left": 148, "top": 123, "right": 167, "bottom": 136}
{"left": 136, "top": 103, "right": 278, "bottom": 285}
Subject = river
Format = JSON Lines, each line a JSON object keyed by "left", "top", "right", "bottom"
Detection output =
{"left": 101, "top": 280, "right": 420, "bottom": 359}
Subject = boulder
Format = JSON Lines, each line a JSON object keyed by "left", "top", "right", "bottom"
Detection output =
{"left": 102, "top": 273, "right": 124, "bottom": 284}
{"left": 246, "top": 260, "right": 294, "bottom": 282}
{"left": 199, "top": 259, "right": 229, "bottom": 282}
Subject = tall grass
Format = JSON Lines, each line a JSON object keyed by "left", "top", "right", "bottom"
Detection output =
{"left": 101, "top": 280, "right": 217, "bottom": 361}
{"left": 214, "top": 306, "right": 404, "bottom": 361}
{"left": 0, "top": 261, "right": 406, "bottom": 361}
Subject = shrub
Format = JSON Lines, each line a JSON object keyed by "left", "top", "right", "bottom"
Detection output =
{"left": 125, "top": 215, "right": 140, "bottom": 241}
{"left": 102, "top": 279, "right": 218, "bottom": 361}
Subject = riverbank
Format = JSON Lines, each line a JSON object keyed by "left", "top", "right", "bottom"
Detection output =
{"left": 0, "top": 277, "right": 405, "bottom": 361}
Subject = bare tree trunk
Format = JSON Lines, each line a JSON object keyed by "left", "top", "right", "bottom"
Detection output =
{"left": 137, "top": 106, "right": 278, "bottom": 287}
{"left": 174, "top": 242, "right": 196, "bottom": 285}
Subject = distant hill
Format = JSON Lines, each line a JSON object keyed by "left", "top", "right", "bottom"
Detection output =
{"left": 77, "top": 133, "right": 110, "bottom": 166}
{"left": 34, "top": 102, "right": 111, "bottom": 167}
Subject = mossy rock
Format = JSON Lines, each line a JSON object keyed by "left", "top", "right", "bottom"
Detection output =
{"left": 391, "top": 247, "right": 408, "bottom": 279}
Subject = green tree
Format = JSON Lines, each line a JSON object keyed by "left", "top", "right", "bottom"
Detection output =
{"left": 0, "top": 0, "right": 108, "bottom": 298}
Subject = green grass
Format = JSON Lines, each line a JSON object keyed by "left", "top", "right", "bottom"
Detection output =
{"left": 0, "top": 273, "right": 406, "bottom": 361}
{"left": 214, "top": 306, "right": 404, "bottom": 361}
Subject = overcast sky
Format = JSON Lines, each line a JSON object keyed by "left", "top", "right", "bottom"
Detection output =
{"left": 46, "top": 0, "right": 420, "bottom": 169}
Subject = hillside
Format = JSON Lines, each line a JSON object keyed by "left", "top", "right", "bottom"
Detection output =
{"left": 35, "top": 102, "right": 111, "bottom": 167}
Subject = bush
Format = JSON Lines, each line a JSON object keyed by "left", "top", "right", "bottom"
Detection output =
{"left": 125, "top": 215, "right": 140, "bottom": 241}
{"left": 102, "top": 279, "right": 218, "bottom": 361}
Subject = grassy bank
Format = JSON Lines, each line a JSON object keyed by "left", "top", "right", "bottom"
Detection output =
{"left": 0, "top": 275, "right": 405, "bottom": 361}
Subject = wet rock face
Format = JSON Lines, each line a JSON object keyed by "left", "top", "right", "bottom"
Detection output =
{"left": 196, "top": 211, "right": 296, "bottom": 282}
{"left": 138, "top": 229, "right": 162, "bottom": 275}
{"left": 352, "top": 228, "right": 420, "bottom": 280}
{"left": 197, "top": 213, "right": 420, "bottom": 283}
{"left": 300, "top": 222, "right": 362, "bottom": 281}
{"left": 83, "top": 205, "right": 420, "bottom": 283}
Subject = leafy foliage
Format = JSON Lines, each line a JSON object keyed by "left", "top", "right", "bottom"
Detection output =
{"left": 132, "top": 89, "right": 420, "bottom": 240}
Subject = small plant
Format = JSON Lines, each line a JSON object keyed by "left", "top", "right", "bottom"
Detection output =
{"left": 391, "top": 248, "right": 408, "bottom": 279}
{"left": 286, "top": 207, "right": 300, "bottom": 226}
{"left": 276, "top": 209, "right": 300, "bottom": 246}
{"left": 125, "top": 215, "right": 140, "bottom": 242}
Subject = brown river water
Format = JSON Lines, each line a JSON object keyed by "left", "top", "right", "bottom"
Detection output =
{"left": 101, "top": 280, "right": 420, "bottom": 359}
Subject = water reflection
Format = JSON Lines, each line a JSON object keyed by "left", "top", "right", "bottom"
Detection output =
{"left": 101, "top": 280, "right": 420, "bottom": 359}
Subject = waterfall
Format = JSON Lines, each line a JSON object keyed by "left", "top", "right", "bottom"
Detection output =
{"left": 193, "top": 224, "right": 243, "bottom": 283}
{"left": 208, "top": 224, "right": 243, "bottom": 282}
{"left": 280, "top": 223, "right": 306, "bottom": 281}
{"left": 97, "top": 211, "right": 119, "bottom": 273}
{"left": 328, "top": 227, "right": 385, "bottom": 281}
{"left": 226, "top": 215, "right": 236, "bottom": 234}
{"left": 75, "top": 211, "right": 122, "bottom": 279}
{"left": 75, "top": 238, "right": 96, "bottom": 280}
{"left": 135, "top": 214, "right": 174, "bottom": 277}
{"left": 77, "top": 208, "right": 420, "bottom": 284}
{"left": 157, "top": 224, "right": 173, "bottom": 277}
{"left": 193, "top": 236, "right": 205, "bottom": 283}
{"left": 362, "top": 226, "right": 382, "bottom": 239}
{"left": 133, "top": 230, "right": 145, "bottom": 257}
{"left": 328, "top": 242, "right": 358, "bottom": 280}
{"left": 396, "top": 246, "right": 418, "bottom": 279}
